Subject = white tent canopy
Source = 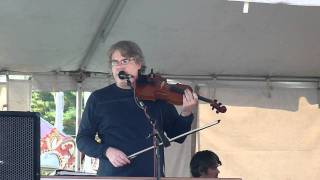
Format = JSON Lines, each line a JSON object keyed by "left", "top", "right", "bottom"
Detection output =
{"left": 231, "top": 0, "right": 320, "bottom": 7}
{"left": 1, "top": 0, "right": 319, "bottom": 110}
{"left": 1, "top": 0, "right": 320, "bottom": 78}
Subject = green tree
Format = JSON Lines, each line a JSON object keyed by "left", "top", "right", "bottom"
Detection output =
{"left": 31, "top": 91, "right": 77, "bottom": 135}
{"left": 31, "top": 91, "right": 55, "bottom": 125}
{"left": 63, "top": 91, "right": 76, "bottom": 135}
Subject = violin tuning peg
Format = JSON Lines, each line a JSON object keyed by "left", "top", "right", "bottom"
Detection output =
{"left": 216, "top": 110, "right": 219, "bottom": 114}
{"left": 218, "top": 102, "right": 222, "bottom": 106}
{"left": 149, "top": 69, "right": 155, "bottom": 78}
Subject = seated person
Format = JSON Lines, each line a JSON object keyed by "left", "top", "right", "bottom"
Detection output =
{"left": 190, "top": 150, "right": 222, "bottom": 178}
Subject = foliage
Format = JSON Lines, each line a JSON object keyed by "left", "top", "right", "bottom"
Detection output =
{"left": 63, "top": 106, "right": 76, "bottom": 135}
{"left": 31, "top": 91, "right": 77, "bottom": 135}
{"left": 31, "top": 92, "right": 55, "bottom": 124}
{"left": 63, "top": 92, "right": 76, "bottom": 135}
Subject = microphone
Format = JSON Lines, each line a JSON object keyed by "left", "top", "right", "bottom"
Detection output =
{"left": 118, "top": 71, "right": 132, "bottom": 80}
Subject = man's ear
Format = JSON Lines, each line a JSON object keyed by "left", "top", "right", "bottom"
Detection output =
{"left": 138, "top": 63, "right": 146, "bottom": 74}
{"left": 136, "top": 63, "right": 144, "bottom": 73}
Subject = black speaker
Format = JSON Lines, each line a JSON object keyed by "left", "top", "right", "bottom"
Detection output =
{"left": 0, "top": 111, "right": 40, "bottom": 180}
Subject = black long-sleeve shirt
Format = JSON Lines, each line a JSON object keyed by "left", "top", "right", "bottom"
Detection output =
{"left": 76, "top": 83, "right": 193, "bottom": 176}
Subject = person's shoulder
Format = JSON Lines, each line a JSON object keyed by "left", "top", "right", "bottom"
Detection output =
{"left": 91, "top": 83, "right": 117, "bottom": 98}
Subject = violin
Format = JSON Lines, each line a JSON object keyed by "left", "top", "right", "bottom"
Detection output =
{"left": 135, "top": 70, "right": 227, "bottom": 114}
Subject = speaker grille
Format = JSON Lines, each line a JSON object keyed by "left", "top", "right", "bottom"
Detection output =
{"left": 0, "top": 112, "right": 40, "bottom": 180}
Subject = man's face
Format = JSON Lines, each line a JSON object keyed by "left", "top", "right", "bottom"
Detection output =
{"left": 111, "top": 50, "right": 141, "bottom": 89}
{"left": 202, "top": 167, "right": 220, "bottom": 178}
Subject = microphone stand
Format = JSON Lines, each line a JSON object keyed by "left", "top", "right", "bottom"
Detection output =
{"left": 136, "top": 100, "right": 169, "bottom": 180}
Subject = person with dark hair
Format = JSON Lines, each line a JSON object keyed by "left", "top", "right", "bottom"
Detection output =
{"left": 190, "top": 150, "right": 222, "bottom": 178}
{"left": 76, "top": 40, "right": 198, "bottom": 177}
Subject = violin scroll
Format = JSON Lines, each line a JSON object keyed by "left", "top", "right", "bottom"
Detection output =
{"left": 210, "top": 99, "right": 227, "bottom": 114}
{"left": 197, "top": 96, "right": 227, "bottom": 114}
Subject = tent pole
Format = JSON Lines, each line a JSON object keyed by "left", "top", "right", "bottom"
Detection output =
{"left": 75, "top": 83, "right": 83, "bottom": 171}
{"left": 318, "top": 81, "right": 320, "bottom": 109}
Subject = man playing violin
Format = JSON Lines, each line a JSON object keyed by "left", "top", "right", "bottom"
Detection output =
{"left": 76, "top": 40, "right": 198, "bottom": 177}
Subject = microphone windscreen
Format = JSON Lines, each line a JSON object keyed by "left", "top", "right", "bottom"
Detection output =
{"left": 118, "top": 71, "right": 127, "bottom": 80}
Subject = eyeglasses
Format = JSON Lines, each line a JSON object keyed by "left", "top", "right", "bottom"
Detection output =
{"left": 110, "top": 58, "right": 135, "bottom": 67}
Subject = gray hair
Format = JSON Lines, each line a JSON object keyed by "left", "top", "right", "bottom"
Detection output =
{"left": 107, "top": 40, "right": 146, "bottom": 73}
